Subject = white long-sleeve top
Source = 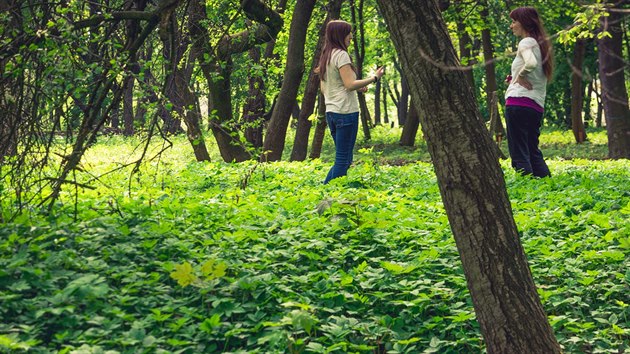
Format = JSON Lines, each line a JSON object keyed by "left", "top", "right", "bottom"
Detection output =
{"left": 505, "top": 37, "right": 548, "bottom": 107}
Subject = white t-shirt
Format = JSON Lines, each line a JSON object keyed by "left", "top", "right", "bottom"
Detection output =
{"left": 321, "top": 49, "right": 360, "bottom": 114}
{"left": 505, "top": 37, "right": 548, "bottom": 107}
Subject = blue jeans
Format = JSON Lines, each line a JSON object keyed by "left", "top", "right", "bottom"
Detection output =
{"left": 505, "top": 105, "right": 550, "bottom": 178}
{"left": 324, "top": 111, "right": 359, "bottom": 184}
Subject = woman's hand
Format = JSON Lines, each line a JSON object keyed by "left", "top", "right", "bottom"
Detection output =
{"left": 358, "top": 86, "right": 368, "bottom": 93}
{"left": 375, "top": 66, "right": 385, "bottom": 79}
{"left": 515, "top": 75, "right": 532, "bottom": 90}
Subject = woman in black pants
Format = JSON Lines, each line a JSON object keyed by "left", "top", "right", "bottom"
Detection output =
{"left": 505, "top": 7, "right": 553, "bottom": 178}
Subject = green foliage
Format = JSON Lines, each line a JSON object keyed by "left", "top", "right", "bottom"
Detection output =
{"left": 1, "top": 132, "right": 628, "bottom": 352}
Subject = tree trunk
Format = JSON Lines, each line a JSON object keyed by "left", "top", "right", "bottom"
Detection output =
{"left": 242, "top": 45, "right": 266, "bottom": 148}
{"left": 598, "top": 2, "right": 630, "bottom": 158}
{"left": 350, "top": 0, "right": 372, "bottom": 140}
{"left": 571, "top": 39, "right": 588, "bottom": 143}
{"left": 481, "top": 3, "right": 498, "bottom": 121}
{"left": 382, "top": 77, "right": 389, "bottom": 125}
{"left": 309, "top": 92, "right": 327, "bottom": 159}
{"left": 398, "top": 73, "right": 409, "bottom": 126}
{"left": 291, "top": 0, "right": 343, "bottom": 161}
{"left": 374, "top": 77, "right": 382, "bottom": 125}
{"left": 242, "top": 0, "right": 289, "bottom": 149}
{"left": 190, "top": 0, "right": 282, "bottom": 162}
{"left": 399, "top": 97, "right": 419, "bottom": 146}
{"left": 160, "top": 9, "right": 210, "bottom": 161}
{"left": 262, "top": 0, "right": 316, "bottom": 161}
{"left": 456, "top": 17, "right": 475, "bottom": 90}
{"left": 376, "top": 1, "right": 561, "bottom": 352}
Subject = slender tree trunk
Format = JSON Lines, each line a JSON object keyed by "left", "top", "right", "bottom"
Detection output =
{"left": 584, "top": 78, "right": 593, "bottom": 126}
{"left": 382, "top": 78, "right": 389, "bottom": 125}
{"left": 262, "top": 0, "right": 316, "bottom": 161}
{"left": 598, "top": 2, "right": 630, "bottom": 158}
{"left": 398, "top": 74, "right": 409, "bottom": 126}
{"left": 374, "top": 77, "right": 382, "bottom": 125}
{"left": 291, "top": 0, "right": 343, "bottom": 161}
{"left": 309, "top": 93, "right": 327, "bottom": 159}
{"left": 481, "top": 3, "right": 498, "bottom": 120}
{"left": 571, "top": 39, "right": 588, "bottom": 143}
{"left": 350, "top": 0, "right": 372, "bottom": 140}
{"left": 456, "top": 18, "right": 475, "bottom": 90}
{"left": 376, "top": 1, "right": 561, "bottom": 352}
{"left": 399, "top": 97, "right": 419, "bottom": 146}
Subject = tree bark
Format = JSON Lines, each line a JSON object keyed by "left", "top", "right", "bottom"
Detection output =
{"left": 399, "top": 97, "right": 419, "bottom": 146}
{"left": 598, "top": 2, "right": 630, "bottom": 158}
{"left": 262, "top": 0, "right": 316, "bottom": 161}
{"left": 291, "top": 0, "right": 343, "bottom": 161}
{"left": 571, "top": 39, "right": 588, "bottom": 143}
{"left": 376, "top": 1, "right": 561, "bottom": 352}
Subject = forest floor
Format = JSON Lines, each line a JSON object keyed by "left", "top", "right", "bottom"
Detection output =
{"left": 0, "top": 127, "right": 628, "bottom": 353}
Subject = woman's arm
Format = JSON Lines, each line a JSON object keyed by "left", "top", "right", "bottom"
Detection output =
{"left": 515, "top": 40, "right": 537, "bottom": 90}
{"left": 339, "top": 64, "right": 381, "bottom": 91}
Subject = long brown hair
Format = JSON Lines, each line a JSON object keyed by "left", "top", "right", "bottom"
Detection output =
{"left": 510, "top": 7, "right": 554, "bottom": 81}
{"left": 318, "top": 20, "right": 353, "bottom": 81}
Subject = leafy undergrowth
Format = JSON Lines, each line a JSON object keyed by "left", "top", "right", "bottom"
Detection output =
{"left": 0, "top": 135, "right": 628, "bottom": 353}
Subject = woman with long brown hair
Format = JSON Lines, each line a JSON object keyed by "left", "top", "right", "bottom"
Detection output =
{"left": 505, "top": 7, "right": 554, "bottom": 177}
{"left": 318, "top": 20, "right": 384, "bottom": 184}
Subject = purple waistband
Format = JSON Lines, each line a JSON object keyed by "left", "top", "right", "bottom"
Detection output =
{"left": 506, "top": 97, "right": 544, "bottom": 113}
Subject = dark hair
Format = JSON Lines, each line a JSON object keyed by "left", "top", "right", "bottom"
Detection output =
{"left": 510, "top": 7, "right": 554, "bottom": 80}
{"left": 317, "top": 20, "right": 354, "bottom": 81}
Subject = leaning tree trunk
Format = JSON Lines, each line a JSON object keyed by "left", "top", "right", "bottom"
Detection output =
{"left": 598, "top": 2, "right": 630, "bottom": 158}
{"left": 262, "top": 0, "right": 316, "bottom": 162}
{"left": 376, "top": 1, "right": 561, "bottom": 352}
{"left": 571, "top": 39, "right": 588, "bottom": 143}
{"left": 291, "top": 0, "right": 343, "bottom": 161}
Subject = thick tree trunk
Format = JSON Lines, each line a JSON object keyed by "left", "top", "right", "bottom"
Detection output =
{"left": 309, "top": 93, "right": 327, "bottom": 159}
{"left": 291, "top": 0, "right": 343, "bottom": 161}
{"left": 481, "top": 3, "right": 498, "bottom": 121}
{"left": 598, "top": 3, "right": 630, "bottom": 158}
{"left": 262, "top": 0, "right": 316, "bottom": 161}
{"left": 376, "top": 1, "right": 561, "bottom": 352}
{"left": 571, "top": 39, "right": 588, "bottom": 143}
{"left": 399, "top": 97, "right": 419, "bottom": 146}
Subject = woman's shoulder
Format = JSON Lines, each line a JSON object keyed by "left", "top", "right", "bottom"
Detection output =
{"left": 518, "top": 37, "right": 539, "bottom": 49}
{"left": 331, "top": 49, "right": 352, "bottom": 65}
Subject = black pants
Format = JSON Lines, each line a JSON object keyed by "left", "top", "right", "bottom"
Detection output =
{"left": 505, "top": 105, "right": 550, "bottom": 178}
